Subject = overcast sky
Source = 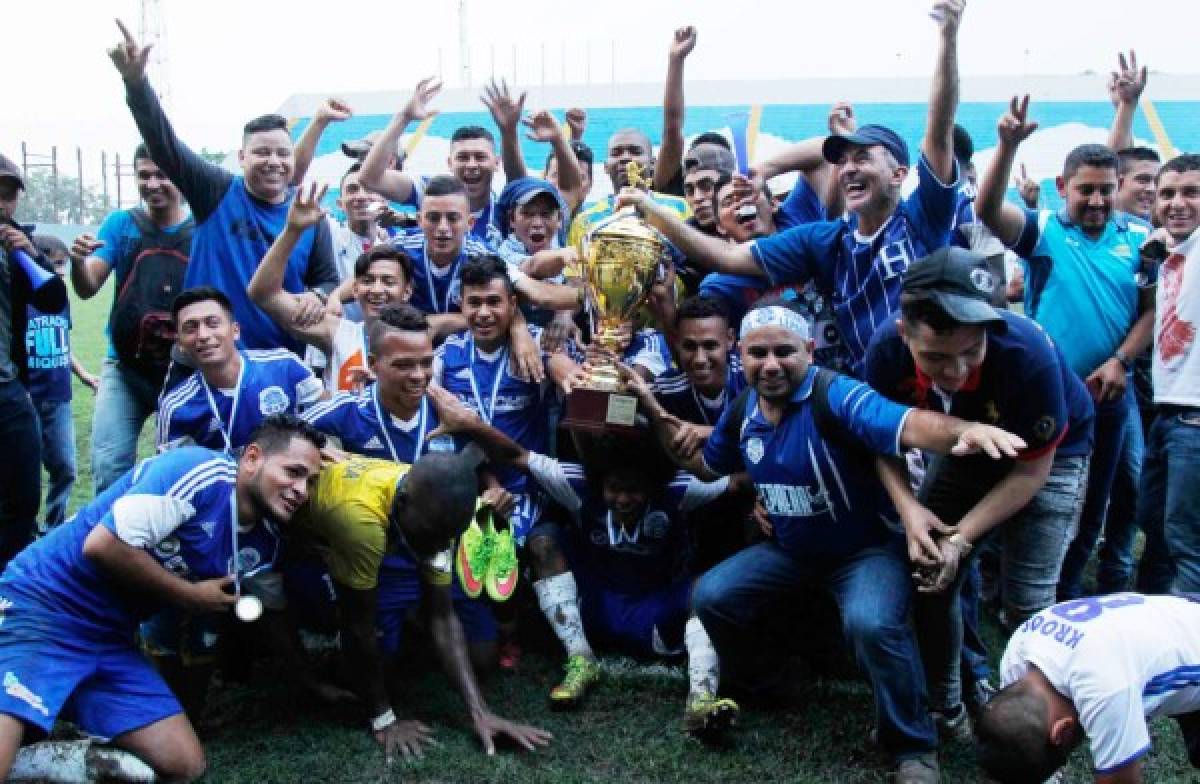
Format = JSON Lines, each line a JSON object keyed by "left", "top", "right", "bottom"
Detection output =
{"left": 7, "top": 0, "right": 1194, "bottom": 171}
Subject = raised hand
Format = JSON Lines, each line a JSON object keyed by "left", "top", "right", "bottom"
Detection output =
{"left": 996, "top": 95, "right": 1039, "bottom": 149}
{"left": 929, "top": 0, "right": 965, "bottom": 34}
{"left": 565, "top": 108, "right": 587, "bottom": 141}
{"left": 316, "top": 98, "right": 353, "bottom": 124}
{"left": 481, "top": 79, "right": 526, "bottom": 133}
{"left": 669, "top": 26, "right": 698, "bottom": 61}
{"left": 69, "top": 233, "right": 105, "bottom": 264}
{"left": 828, "top": 101, "right": 857, "bottom": 136}
{"left": 109, "top": 18, "right": 153, "bottom": 83}
{"left": 1108, "top": 50, "right": 1147, "bottom": 108}
{"left": 286, "top": 182, "right": 329, "bottom": 233}
{"left": 522, "top": 110, "right": 561, "bottom": 144}
{"left": 1013, "top": 163, "right": 1041, "bottom": 209}
{"left": 403, "top": 77, "right": 443, "bottom": 123}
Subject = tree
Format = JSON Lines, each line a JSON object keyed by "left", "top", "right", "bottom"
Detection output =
{"left": 13, "top": 170, "right": 111, "bottom": 227}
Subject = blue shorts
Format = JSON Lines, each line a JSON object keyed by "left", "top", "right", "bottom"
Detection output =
{"left": 376, "top": 556, "right": 497, "bottom": 655}
{"left": 0, "top": 612, "right": 181, "bottom": 738}
{"left": 578, "top": 576, "right": 692, "bottom": 658}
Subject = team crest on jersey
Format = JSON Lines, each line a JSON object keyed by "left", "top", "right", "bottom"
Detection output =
{"left": 234, "top": 547, "right": 262, "bottom": 574}
{"left": 4, "top": 672, "right": 48, "bottom": 716}
{"left": 259, "top": 386, "right": 289, "bottom": 416}
{"left": 1034, "top": 415, "right": 1057, "bottom": 441}
{"left": 970, "top": 268, "right": 996, "bottom": 294}
{"left": 642, "top": 511, "right": 670, "bottom": 540}
{"left": 746, "top": 437, "right": 765, "bottom": 465}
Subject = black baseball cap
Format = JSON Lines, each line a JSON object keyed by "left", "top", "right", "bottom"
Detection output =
{"left": 683, "top": 145, "right": 737, "bottom": 176}
{"left": 0, "top": 154, "right": 24, "bottom": 190}
{"left": 902, "top": 247, "right": 1007, "bottom": 328}
{"left": 822, "top": 124, "right": 910, "bottom": 168}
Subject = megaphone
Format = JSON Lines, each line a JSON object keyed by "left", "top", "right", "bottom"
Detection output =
{"left": 4, "top": 224, "right": 67, "bottom": 313}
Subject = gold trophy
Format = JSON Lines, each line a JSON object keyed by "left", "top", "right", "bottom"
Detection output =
{"left": 562, "top": 163, "right": 666, "bottom": 433}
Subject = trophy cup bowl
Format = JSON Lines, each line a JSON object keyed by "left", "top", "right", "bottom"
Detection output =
{"left": 562, "top": 209, "right": 665, "bottom": 433}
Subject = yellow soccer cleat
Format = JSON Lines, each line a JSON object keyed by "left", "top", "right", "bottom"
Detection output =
{"left": 548, "top": 654, "right": 600, "bottom": 710}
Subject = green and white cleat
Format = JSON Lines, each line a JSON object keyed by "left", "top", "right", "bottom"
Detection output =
{"left": 549, "top": 654, "right": 601, "bottom": 710}
{"left": 683, "top": 692, "right": 740, "bottom": 741}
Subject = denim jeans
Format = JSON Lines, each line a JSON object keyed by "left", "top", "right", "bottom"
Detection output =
{"left": 693, "top": 539, "right": 936, "bottom": 759}
{"left": 35, "top": 399, "right": 76, "bottom": 527}
{"left": 1058, "top": 386, "right": 1132, "bottom": 600}
{"left": 1092, "top": 400, "right": 1144, "bottom": 593}
{"left": 91, "top": 358, "right": 162, "bottom": 493}
{"left": 913, "top": 452, "right": 1090, "bottom": 712}
{"left": 1134, "top": 409, "right": 1200, "bottom": 593}
{"left": 0, "top": 380, "right": 42, "bottom": 567}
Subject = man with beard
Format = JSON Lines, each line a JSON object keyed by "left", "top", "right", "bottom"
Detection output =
{"left": 156, "top": 288, "right": 324, "bottom": 453}
{"left": 250, "top": 184, "right": 414, "bottom": 394}
{"left": 109, "top": 21, "right": 337, "bottom": 354}
{"left": 974, "top": 98, "right": 1154, "bottom": 604}
{"left": 0, "top": 415, "right": 326, "bottom": 782}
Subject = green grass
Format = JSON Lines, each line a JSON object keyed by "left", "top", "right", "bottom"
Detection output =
{"left": 59, "top": 285, "right": 1193, "bottom": 782}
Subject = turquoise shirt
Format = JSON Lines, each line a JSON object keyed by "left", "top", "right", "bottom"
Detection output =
{"left": 1014, "top": 208, "right": 1149, "bottom": 377}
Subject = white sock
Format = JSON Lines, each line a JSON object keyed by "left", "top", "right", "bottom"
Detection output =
{"left": 533, "top": 572, "right": 594, "bottom": 659}
{"left": 685, "top": 616, "right": 720, "bottom": 698}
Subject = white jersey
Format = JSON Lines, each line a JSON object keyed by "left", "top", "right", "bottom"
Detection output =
{"left": 1153, "top": 230, "right": 1200, "bottom": 407}
{"left": 999, "top": 594, "right": 1200, "bottom": 774}
{"left": 326, "top": 317, "right": 370, "bottom": 395}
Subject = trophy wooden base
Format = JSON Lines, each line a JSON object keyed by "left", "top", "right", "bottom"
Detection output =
{"left": 561, "top": 387, "right": 641, "bottom": 435}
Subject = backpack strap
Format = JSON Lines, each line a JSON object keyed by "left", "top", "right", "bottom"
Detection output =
{"left": 717, "top": 386, "right": 755, "bottom": 444}
{"left": 126, "top": 207, "right": 195, "bottom": 249}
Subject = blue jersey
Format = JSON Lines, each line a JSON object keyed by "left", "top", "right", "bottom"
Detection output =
{"left": 703, "top": 366, "right": 910, "bottom": 560}
{"left": 301, "top": 385, "right": 457, "bottom": 462}
{"left": 407, "top": 180, "right": 502, "bottom": 248}
{"left": 24, "top": 301, "right": 72, "bottom": 403}
{"left": 0, "top": 447, "right": 280, "bottom": 643}
{"left": 774, "top": 176, "right": 828, "bottom": 231}
{"left": 434, "top": 327, "right": 564, "bottom": 492}
{"left": 750, "top": 155, "right": 960, "bottom": 375}
{"left": 156, "top": 349, "right": 323, "bottom": 453}
{"left": 624, "top": 328, "right": 675, "bottom": 379}
{"left": 526, "top": 453, "right": 727, "bottom": 592}
{"left": 1013, "top": 208, "right": 1150, "bottom": 377}
{"left": 651, "top": 351, "right": 746, "bottom": 426}
{"left": 391, "top": 230, "right": 493, "bottom": 315}
{"left": 865, "top": 311, "right": 1094, "bottom": 461}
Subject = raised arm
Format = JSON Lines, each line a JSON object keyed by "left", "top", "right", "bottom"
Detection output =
{"left": 977, "top": 95, "right": 1040, "bottom": 248}
{"left": 110, "top": 19, "right": 231, "bottom": 223}
{"left": 292, "top": 98, "right": 353, "bottom": 186}
{"left": 653, "top": 26, "right": 697, "bottom": 193}
{"left": 481, "top": 79, "right": 528, "bottom": 183}
{"left": 523, "top": 111, "right": 584, "bottom": 212}
{"left": 617, "top": 189, "right": 763, "bottom": 277}
{"left": 1107, "top": 50, "right": 1147, "bottom": 152}
{"left": 512, "top": 269, "right": 584, "bottom": 312}
{"left": 359, "top": 77, "right": 441, "bottom": 204}
{"left": 922, "top": 0, "right": 965, "bottom": 183}
{"left": 67, "top": 232, "right": 111, "bottom": 299}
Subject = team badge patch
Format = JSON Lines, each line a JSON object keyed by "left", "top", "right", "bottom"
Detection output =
{"left": 1034, "top": 416, "right": 1057, "bottom": 441}
{"left": 970, "top": 268, "right": 996, "bottom": 294}
{"left": 746, "top": 437, "right": 765, "bottom": 465}
{"left": 259, "top": 386, "right": 289, "bottom": 416}
{"left": 235, "top": 547, "right": 262, "bottom": 573}
{"left": 642, "top": 511, "right": 670, "bottom": 540}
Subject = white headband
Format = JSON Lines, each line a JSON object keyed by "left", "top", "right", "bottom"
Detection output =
{"left": 739, "top": 306, "right": 812, "bottom": 341}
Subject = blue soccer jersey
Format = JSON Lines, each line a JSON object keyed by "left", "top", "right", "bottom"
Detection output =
{"left": 774, "top": 175, "right": 828, "bottom": 231}
{"left": 651, "top": 351, "right": 746, "bottom": 427}
{"left": 865, "top": 310, "right": 1095, "bottom": 460}
{"left": 624, "top": 327, "right": 675, "bottom": 379}
{"left": 750, "top": 154, "right": 960, "bottom": 375}
{"left": 1013, "top": 208, "right": 1149, "bottom": 377}
{"left": 301, "top": 385, "right": 457, "bottom": 463}
{"left": 703, "top": 366, "right": 911, "bottom": 560}
{"left": 0, "top": 447, "right": 280, "bottom": 643}
{"left": 392, "top": 230, "right": 493, "bottom": 315}
{"left": 156, "top": 349, "right": 323, "bottom": 453}
{"left": 526, "top": 453, "right": 727, "bottom": 592}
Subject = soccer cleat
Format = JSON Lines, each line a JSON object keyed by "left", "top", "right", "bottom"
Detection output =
{"left": 455, "top": 513, "right": 491, "bottom": 599}
{"left": 683, "top": 692, "right": 740, "bottom": 741}
{"left": 485, "top": 515, "right": 519, "bottom": 602}
{"left": 548, "top": 654, "right": 600, "bottom": 710}
{"left": 932, "top": 702, "right": 973, "bottom": 744}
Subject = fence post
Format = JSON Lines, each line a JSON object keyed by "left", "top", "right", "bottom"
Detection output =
{"left": 50, "top": 146, "right": 59, "bottom": 222}
{"left": 76, "top": 147, "right": 85, "bottom": 224}
{"left": 115, "top": 153, "right": 122, "bottom": 210}
{"left": 101, "top": 151, "right": 110, "bottom": 212}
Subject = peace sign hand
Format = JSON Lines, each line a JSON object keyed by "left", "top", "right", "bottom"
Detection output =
{"left": 287, "top": 182, "right": 329, "bottom": 232}
{"left": 1013, "top": 163, "right": 1040, "bottom": 210}
{"left": 1108, "top": 50, "right": 1147, "bottom": 108}
{"left": 109, "top": 19, "right": 153, "bottom": 83}
{"left": 997, "top": 95, "right": 1038, "bottom": 149}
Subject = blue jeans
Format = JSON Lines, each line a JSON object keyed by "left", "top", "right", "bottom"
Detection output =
{"left": 1058, "top": 386, "right": 1132, "bottom": 600}
{"left": 1092, "top": 401, "right": 1144, "bottom": 593}
{"left": 1135, "top": 409, "right": 1200, "bottom": 593}
{"left": 0, "top": 380, "right": 41, "bottom": 566}
{"left": 914, "top": 453, "right": 1090, "bottom": 712}
{"left": 91, "top": 359, "right": 161, "bottom": 493}
{"left": 693, "top": 539, "right": 936, "bottom": 759}
{"left": 35, "top": 399, "right": 76, "bottom": 526}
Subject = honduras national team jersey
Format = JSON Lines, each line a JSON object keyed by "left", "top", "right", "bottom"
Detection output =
{"left": 0, "top": 447, "right": 280, "bottom": 643}
{"left": 391, "top": 230, "right": 492, "bottom": 315}
{"left": 301, "top": 385, "right": 457, "bottom": 463}
{"left": 651, "top": 351, "right": 746, "bottom": 426}
{"left": 156, "top": 349, "right": 323, "bottom": 453}
{"left": 1000, "top": 594, "right": 1200, "bottom": 775}
{"left": 525, "top": 453, "right": 728, "bottom": 591}
{"left": 865, "top": 310, "right": 1094, "bottom": 460}
{"left": 750, "top": 155, "right": 960, "bottom": 375}
{"left": 703, "top": 366, "right": 910, "bottom": 560}
{"left": 1013, "top": 208, "right": 1149, "bottom": 377}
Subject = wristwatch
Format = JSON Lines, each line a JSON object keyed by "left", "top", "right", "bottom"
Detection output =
{"left": 1113, "top": 350, "right": 1133, "bottom": 372}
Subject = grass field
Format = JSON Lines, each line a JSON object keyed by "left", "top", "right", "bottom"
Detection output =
{"left": 58, "top": 283, "right": 1193, "bottom": 782}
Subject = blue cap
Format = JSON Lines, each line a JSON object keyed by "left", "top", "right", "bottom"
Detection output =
{"left": 822, "top": 124, "right": 910, "bottom": 168}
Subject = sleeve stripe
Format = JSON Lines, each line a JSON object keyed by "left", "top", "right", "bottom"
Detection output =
{"left": 300, "top": 393, "right": 358, "bottom": 423}
{"left": 156, "top": 376, "right": 201, "bottom": 446}
{"left": 167, "top": 459, "right": 237, "bottom": 501}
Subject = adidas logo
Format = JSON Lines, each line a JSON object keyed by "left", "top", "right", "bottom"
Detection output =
{"left": 364, "top": 436, "right": 384, "bottom": 451}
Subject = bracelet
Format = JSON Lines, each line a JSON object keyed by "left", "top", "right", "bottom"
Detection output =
{"left": 1113, "top": 350, "right": 1133, "bottom": 372}
{"left": 370, "top": 708, "right": 397, "bottom": 732}
{"left": 947, "top": 533, "right": 973, "bottom": 556}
